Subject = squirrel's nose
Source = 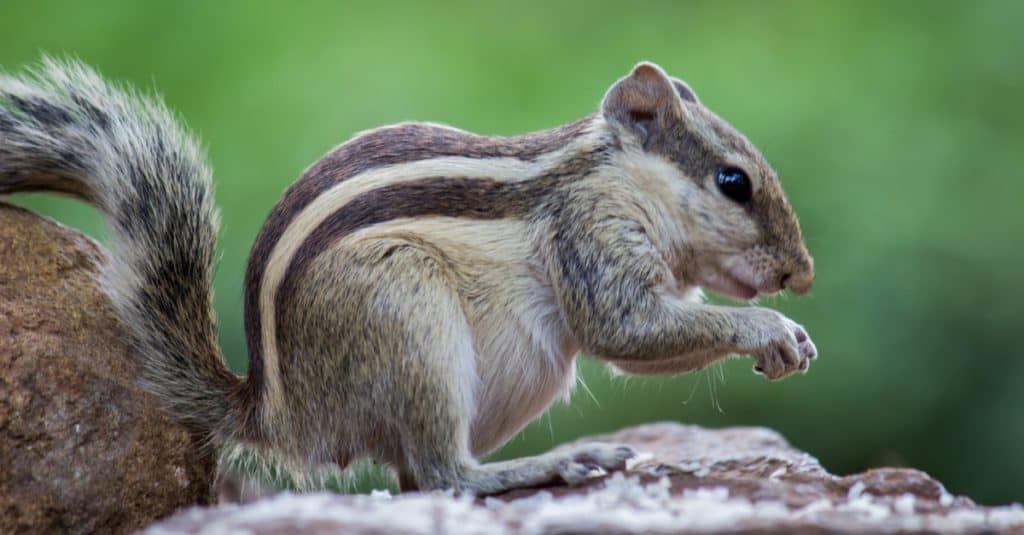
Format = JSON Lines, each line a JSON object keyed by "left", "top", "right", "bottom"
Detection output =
{"left": 781, "top": 256, "right": 814, "bottom": 295}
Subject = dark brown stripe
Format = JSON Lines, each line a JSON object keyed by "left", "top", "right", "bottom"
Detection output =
{"left": 275, "top": 177, "right": 546, "bottom": 315}
{"left": 241, "top": 116, "right": 596, "bottom": 399}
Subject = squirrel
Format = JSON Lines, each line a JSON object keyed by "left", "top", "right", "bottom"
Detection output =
{"left": 0, "top": 58, "right": 816, "bottom": 495}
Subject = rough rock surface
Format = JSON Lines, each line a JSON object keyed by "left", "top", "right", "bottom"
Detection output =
{"left": 147, "top": 423, "right": 1024, "bottom": 534}
{"left": 0, "top": 204, "right": 215, "bottom": 534}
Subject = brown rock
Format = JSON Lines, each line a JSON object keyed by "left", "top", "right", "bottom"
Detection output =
{"left": 146, "top": 422, "right": 1024, "bottom": 534}
{"left": 0, "top": 203, "right": 215, "bottom": 534}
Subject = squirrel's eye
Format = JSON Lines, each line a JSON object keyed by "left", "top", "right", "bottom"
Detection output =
{"left": 716, "top": 166, "right": 752, "bottom": 204}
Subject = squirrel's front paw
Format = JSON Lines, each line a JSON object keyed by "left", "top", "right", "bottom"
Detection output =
{"left": 739, "top": 308, "right": 817, "bottom": 380}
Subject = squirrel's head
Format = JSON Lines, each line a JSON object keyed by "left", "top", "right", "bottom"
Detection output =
{"left": 601, "top": 61, "right": 813, "bottom": 300}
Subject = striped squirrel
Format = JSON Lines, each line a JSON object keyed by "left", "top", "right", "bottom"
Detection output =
{"left": 0, "top": 59, "right": 816, "bottom": 495}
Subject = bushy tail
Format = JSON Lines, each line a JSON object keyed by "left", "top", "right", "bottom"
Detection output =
{"left": 0, "top": 58, "right": 249, "bottom": 444}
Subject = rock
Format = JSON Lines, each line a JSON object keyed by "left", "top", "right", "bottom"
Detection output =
{"left": 145, "top": 422, "right": 1024, "bottom": 534}
{"left": 0, "top": 203, "right": 215, "bottom": 534}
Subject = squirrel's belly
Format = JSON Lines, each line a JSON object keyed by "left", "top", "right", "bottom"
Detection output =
{"left": 464, "top": 273, "right": 579, "bottom": 457}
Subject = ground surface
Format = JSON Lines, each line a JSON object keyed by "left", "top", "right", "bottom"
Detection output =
{"left": 145, "top": 423, "right": 1024, "bottom": 534}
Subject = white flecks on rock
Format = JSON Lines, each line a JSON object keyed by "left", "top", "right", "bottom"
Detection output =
{"left": 848, "top": 480, "right": 867, "bottom": 500}
{"left": 893, "top": 494, "right": 917, "bottom": 515}
{"left": 624, "top": 451, "right": 655, "bottom": 471}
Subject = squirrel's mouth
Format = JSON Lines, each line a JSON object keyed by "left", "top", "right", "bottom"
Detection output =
{"left": 698, "top": 269, "right": 760, "bottom": 301}
{"left": 696, "top": 255, "right": 788, "bottom": 301}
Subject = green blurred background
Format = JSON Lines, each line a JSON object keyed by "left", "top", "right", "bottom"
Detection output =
{"left": 2, "top": 0, "right": 1022, "bottom": 505}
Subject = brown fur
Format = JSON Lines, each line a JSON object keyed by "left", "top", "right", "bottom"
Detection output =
{"left": 273, "top": 148, "right": 606, "bottom": 359}
{"left": 242, "top": 119, "right": 594, "bottom": 401}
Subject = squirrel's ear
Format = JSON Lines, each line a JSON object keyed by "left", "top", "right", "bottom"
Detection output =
{"left": 601, "top": 62, "right": 685, "bottom": 143}
{"left": 670, "top": 77, "right": 699, "bottom": 104}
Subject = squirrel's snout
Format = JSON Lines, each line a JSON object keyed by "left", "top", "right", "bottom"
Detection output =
{"left": 782, "top": 266, "right": 815, "bottom": 295}
{"left": 781, "top": 255, "right": 814, "bottom": 295}
{"left": 782, "top": 272, "right": 813, "bottom": 295}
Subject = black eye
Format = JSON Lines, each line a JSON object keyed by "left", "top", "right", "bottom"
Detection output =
{"left": 716, "top": 166, "right": 752, "bottom": 204}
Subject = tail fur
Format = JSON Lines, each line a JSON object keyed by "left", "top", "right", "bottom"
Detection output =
{"left": 0, "top": 58, "right": 248, "bottom": 444}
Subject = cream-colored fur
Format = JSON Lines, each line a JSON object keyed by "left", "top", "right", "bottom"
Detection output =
{"left": 339, "top": 217, "right": 578, "bottom": 456}
{"left": 259, "top": 129, "right": 606, "bottom": 413}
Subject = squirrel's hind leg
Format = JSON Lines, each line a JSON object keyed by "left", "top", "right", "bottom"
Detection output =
{"left": 290, "top": 237, "right": 635, "bottom": 495}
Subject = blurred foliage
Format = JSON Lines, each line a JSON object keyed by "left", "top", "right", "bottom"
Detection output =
{"left": 2, "top": 0, "right": 1022, "bottom": 505}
